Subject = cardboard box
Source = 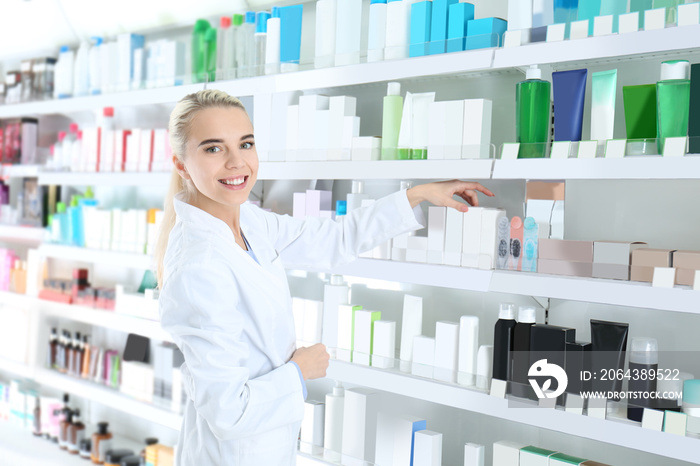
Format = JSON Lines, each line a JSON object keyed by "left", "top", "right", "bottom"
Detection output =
{"left": 630, "top": 265, "right": 654, "bottom": 282}
{"left": 539, "top": 239, "right": 593, "bottom": 262}
{"left": 631, "top": 248, "right": 674, "bottom": 267}
{"left": 593, "top": 241, "right": 647, "bottom": 265}
{"left": 493, "top": 441, "right": 526, "bottom": 466}
{"left": 677, "top": 269, "right": 698, "bottom": 286}
{"left": 592, "top": 263, "right": 630, "bottom": 281}
{"left": 673, "top": 251, "right": 700, "bottom": 269}
{"left": 538, "top": 259, "right": 593, "bottom": 278}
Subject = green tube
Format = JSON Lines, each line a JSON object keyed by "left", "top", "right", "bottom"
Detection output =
{"left": 381, "top": 82, "right": 404, "bottom": 160}
{"left": 516, "top": 65, "right": 551, "bottom": 158}
{"left": 205, "top": 27, "right": 218, "bottom": 83}
{"left": 657, "top": 60, "right": 690, "bottom": 154}
{"left": 192, "top": 19, "right": 211, "bottom": 83}
{"left": 622, "top": 84, "right": 657, "bottom": 139}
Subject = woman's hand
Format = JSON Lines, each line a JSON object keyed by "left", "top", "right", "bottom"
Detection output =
{"left": 291, "top": 343, "right": 330, "bottom": 380}
{"left": 406, "top": 180, "right": 495, "bottom": 212}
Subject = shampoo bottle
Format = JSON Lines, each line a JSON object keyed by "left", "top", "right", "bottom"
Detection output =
{"left": 191, "top": 19, "right": 211, "bottom": 83}
{"left": 368, "top": 0, "right": 388, "bottom": 62}
{"left": 67, "top": 408, "right": 85, "bottom": 454}
{"left": 657, "top": 59, "right": 691, "bottom": 154}
{"left": 48, "top": 327, "right": 58, "bottom": 368}
{"left": 511, "top": 306, "right": 536, "bottom": 397}
{"left": 516, "top": 65, "right": 551, "bottom": 158}
{"left": 381, "top": 82, "right": 403, "bottom": 160}
{"left": 55, "top": 46, "right": 75, "bottom": 99}
{"left": 492, "top": 303, "right": 516, "bottom": 381}
{"left": 91, "top": 422, "right": 113, "bottom": 464}
{"left": 323, "top": 382, "right": 345, "bottom": 455}
{"left": 204, "top": 27, "right": 218, "bottom": 83}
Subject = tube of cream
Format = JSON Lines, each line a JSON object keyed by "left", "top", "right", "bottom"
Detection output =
{"left": 397, "top": 92, "right": 413, "bottom": 160}
{"left": 590, "top": 69, "right": 617, "bottom": 142}
{"left": 590, "top": 319, "right": 629, "bottom": 399}
{"left": 552, "top": 69, "right": 587, "bottom": 142}
{"left": 411, "top": 91, "right": 436, "bottom": 159}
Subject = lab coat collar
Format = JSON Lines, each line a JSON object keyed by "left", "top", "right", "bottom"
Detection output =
{"left": 173, "top": 191, "right": 237, "bottom": 243}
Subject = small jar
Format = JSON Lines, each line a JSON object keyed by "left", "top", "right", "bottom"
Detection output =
{"left": 103, "top": 449, "right": 134, "bottom": 466}
{"left": 79, "top": 438, "right": 92, "bottom": 460}
{"left": 120, "top": 455, "right": 141, "bottom": 466}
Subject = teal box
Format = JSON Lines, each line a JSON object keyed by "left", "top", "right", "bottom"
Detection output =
{"left": 465, "top": 17, "right": 507, "bottom": 50}
{"left": 410, "top": 1, "right": 432, "bottom": 57}
{"left": 429, "top": 0, "right": 458, "bottom": 55}
{"left": 446, "top": 2, "right": 475, "bottom": 52}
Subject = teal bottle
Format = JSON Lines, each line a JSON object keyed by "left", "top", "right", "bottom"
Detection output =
{"left": 657, "top": 60, "right": 691, "bottom": 154}
{"left": 516, "top": 65, "right": 551, "bottom": 159}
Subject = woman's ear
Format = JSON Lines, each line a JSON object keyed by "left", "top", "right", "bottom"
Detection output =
{"left": 173, "top": 155, "right": 191, "bottom": 180}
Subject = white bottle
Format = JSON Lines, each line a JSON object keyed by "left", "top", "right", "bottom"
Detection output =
{"left": 53, "top": 132, "right": 66, "bottom": 171}
{"left": 55, "top": 45, "right": 75, "bottom": 98}
{"left": 62, "top": 124, "right": 78, "bottom": 171}
{"left": 265, "top": 9, "right": 281, "bottom": 75}
{"left": 346, "top": 180, "right": 369, "bottom": 214}
{"left": 314, "top": 0, "right": 337, "bottom": 69}
{"left": 71, "top": 131, "right": 83, "bottom": 173}
{"left": 385, "top": 0, "right": 411, "bottom": 60}
{"left": 73, "top": 41, "right": 90, "bottom": 97}
{"left": 237, "top": 12, "right": 257, "bottom": 78}
{"left": 322, "top": 275, "right": 350, "bottom": 349}
{"left": 334, "top": 0, "right": 363, "bottom": 66}
{"left": 367, "top": 0, "right": 388, "bottom": 62}
{"left": 216, "top": 17, "right": 231, "bottom": 81}
{"left": 88, "top": 37, "right": 103, "bottom": 95}
{"left": 323, "top": 383, "right": 345, "bottom": 456}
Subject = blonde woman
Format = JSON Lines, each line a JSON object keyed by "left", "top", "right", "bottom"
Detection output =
{"left": 156, "top": 89, "right": 494, "bottom": 465}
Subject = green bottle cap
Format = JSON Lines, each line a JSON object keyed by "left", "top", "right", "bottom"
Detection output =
{"left": 205, "top": 28, "right": 217, "bottom": 42}
{"left": 84, "top": 186, "right": 94, "bottom": 199}
{"left": 233, "top": 14, "right": 244, "bottom": 26}
{"left": 56, "top": 202, "right": 66, "bottom": 214}
{"left": 194, "top": 19, "right": 211, "bottom": 32}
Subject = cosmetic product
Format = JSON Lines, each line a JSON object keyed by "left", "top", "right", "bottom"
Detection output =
{"left": 216, "top": 17, "right": 232, "bottom": 80}
{"left": 48, "top": 327, "right": 58, "bottom": 368}
{"left": 315, "top": 0, "right": 337, "bottom": 69}
{"left": 397, "top": 92, "right": 414, "bottom": 159}
{"left": 372, "top": 320, "right": 396, "bottom": 369}
{"left": 578, "top": 0, "right": 602, "bottom": 35}
{"left": 139, "top": 438, "right": 159, "bottom": 465}
{"left": 191, "top": 20, "right": 211, "bottom": 83}
{"left": 328, "top": 95, "right": 357, "bottom": 160}
{"left": 353, "top": 309, "right": 381, "bottom": 365}
{"left": 59, "top": 409, "right": 73, "bottom": 450}
{"left": 413, "top": 430, "right": 442, "bottom": 466}
{"left": 410, "top": 92, "right": 436, "bottom": 159}
{"left": 688, "top": 63, "right": 700, "bottom": 154}
{"left": 521, "top": 217, "right": 539, "bottom": 272}
{"left": 322, "top": 275, "right": 349, "bottom": 349}
{"left": 629, "top": 0, "right": 653, "bottom": 28}
{"left": 600, "top": 0, "right": 627, "bottom": 32}
{"left": 399, "top": 295, "right": 423, "bottom": 370}
{"left": 552, "top": 69, "right": 587, "bottom": 142}
{"left": 493, "top": 304, "right": 516, "bottom": 382}
{"left": 265, "top": 9, "right": 281, "bottom": 76}
{"left": 554, "top": 0, "right": 579, "bottom": 37}
{"left": 301, "top": 401, "right": 325, "bottom": 449}
{"left": 539, "top": 239, "right": 593, "bottom": 261}
{"left": 520, "top": 446, "right": 558, "bottom": 465}
{"left": 381, "top": 82, "right": 403, "bottom": 160}
{"left": 565, "top": 341, "right": 591, "bottom": 396}
{"left": 91, "top": 422, "right": 113, "bottom": 464}
{"left": 457, "top": 315, "right": 479, "bottom": 386}
{"left": 375, "top": 413, "right": 426, "bottom": 466}
{"left": 627, "top": 337, "right": 659, "bottom": 421}
{"left": 493, "top": 441, "right": 527, "bottom": 466}
{"left": 324, "top": 383, "right": 344, "bottom": 454}
{"left": 479, "top": 209, "right": 507, "bottom": 270}
{"left": 657, "top": 60, "right": 691, "bottom": 154}
{"left": 236, "top": 13, "right": 256, "bottom": 78}
{"left": 683, "top": 379, "right": 700, "bottom": 418}
{"left": 466, "top": 17, "right": 508, "bottom": 50}
{"left": 462, "top": 99, "right": 493, "bottom": 159}
{"left": 550, "top": 453, "right": 588, "bottom": 465}
{"left": 510, "top": 307, "right": 536, "bottom": 396}
{"left": 460, "top": 207, "right": 481, "bottom": 268}
{"left": 79, "top": 438, "right": 92, "bottom": 459}
{"left": 464, "top": 443, "right": 485, "bottom": 466}
{"left": 411, "top": 336, "right": 435, "bottom": 377}
{"left": 342, "top": 388, "right": 379, "bottom": 463}
{"left": 335, "top": 0, "right": 362, "bottom": 66}
{"left": 31, "top": 396, "right": 41, "bottom": 436}
{"left": 447, "top": 3, "right": 474, "bottom": 52}
{"left": 530, "top": 324, "right": 576, "bottom": 399}
{"left": 433, "top": 321, "right": 459, "bottom": 382}
{"left": 367, "top": 0, "right": 388, "bottom": 62}
{"left": 591, "top": 69, "right": 618, "bottom": 142}
{"left": 630, "top": 248, "right": 675, "bottom": 282}
{"left": 67, "top": 408, "right": 85, "bottom": 454}
{"left": 442, "top": 208, "right": 464, "bottom": 266}
{"left": 590, "top": 319, "right": 629, "bottom": 398}
{"left": 673, "top": 250, "right": 700, "bottom": 285}
{"left": 623, "top": 84, "right": 657, "bottom": 154}
{"left": 278, "top": 5, "right": 304, "bottom": 72}
{"left": 253, "top": 12, "right": 271, "bottom": 77}
{"left": 410, "top": 1, "right": 433, "bottom": 57}
{"left": 592, "top": 241, "right": 646, "bottom": 280}
{"left": 508, "top": 217, "right": 524, "bottom": 271}
{"left": 429, "top": 0, "right": 458, "bottom": 55}
{"left": 103, "top": 449, "right": 134, "bottom": 466}
{"left": 475, "top": 345, "right": 493, "bottom": 390}
{"left": 346, "top": 180, "right": 369, "bottom": 214}
{"left": 516, "top": 66, "right": 551, "bottom": 158}
{"left": 386, "top": 0, "right": 412, "bottom": 59}
{"left": 337, "top": 304, "right": 360, "bottom": 362}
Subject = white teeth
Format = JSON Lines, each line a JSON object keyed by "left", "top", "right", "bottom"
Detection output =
{"left": 221, "top": 177, "right": 245, "bottom": 186}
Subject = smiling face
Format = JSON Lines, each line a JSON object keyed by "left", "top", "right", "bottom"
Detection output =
{"left": 174, "top": 106, "right": 258, "bottom": 224}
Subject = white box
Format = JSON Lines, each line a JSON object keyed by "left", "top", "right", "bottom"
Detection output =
{"left": 593, "top": 15, "right": 614, "bottom": 36}
{"left": 292, "top": 297, "right": 306, "bottom": 347}
{"left": 342, "top": 388, "right": 380, "bottom": 464}
{"left": 270, "top": 92, "right": 301, "bottom": 160}
{"left": 293, "top": 192, "right": 307, "bottom": 218}
{"left": 335, "top": 0, "right": 363, "bottom": 66}
{"left": 303, "top": 299, "right": 323, "bottom": 344}
{"left": 407, "top": 236, "right": 428, "bottom": 250}
{"left": 546, "top": 23, "right": 566, "bottom": 42}
{"left": 322, "top": 279, "right": 349, "bottom": 349}
{"left": 644, "top": 8, "right": 666, "bottom": 31}
{"left": 479, "top": 208, "right": 506, "bottom": 270}
{"left": 458, "top": 315, "right": 479, "bottom": 386}
{"left": 406, "top": 249, "right": 428, "bottom": 263}
{"left": 353, "top": 309, "right": 381, "bottom": 366}
{"left": 329, "top": 96, "right": 357, "bottom": 153}
{"left": 464, "top": 443, "right": 485, "bottom": 466}
{"left": 301, "top": 401, "right": 325, "bottom": 447}
{"left": 412, "top": 336, "right": 435, "bottom": 378}
{"left": 351, "top": 136, "right": 381, "bottom": 161}
{"left": 444, "top": 209, "right": 464, "bottom": 266}
{"left": 375, "top": 413, "right": 427, "bottom": 466}
{"left": 392, "top": 247, "right": 407, "bottom": 261}
{"left": 253, "top": 92, "right": 272, "bottom": 161}
{"left": 286, "top": 105, "right": 300, "bottom": 157}
{"left": 372, "top": 320, "right": 396, "bottom": 369}
{"left": 678, "top": 3, "right": 700, "bottom": 27}
{"left": 445, "top": 100, "right": 465, "bottom": 159}
{"left": 433, "top": 321, "right": 459, "bottom": 382}
{"left": 428, "top": 207, "right": 447, "bottom": 252}
{"left": 652, "top": 267, "right": 676, "bottom": 288}
{"left": 299, "top": 95, "right": 330, "bottom": 159}
{"left": 400, "top": 295, "right": 423, "bottom": 363}
{"left": 664, "top": 411, "right": 687, "bottom": 436}
{"left": 570, "top": 19, "right": 589, "bottom": 39}
{"left": 493, "top": 440, "right": 526, "bottom": 466}
{"left": 427, "top": 250, "right": 444, "bottom": 265}
{"left": 462, "top": 99, "right": 493, "bottom": 159}
{"left": 642, "top": 407, "right": 664, "bottom": 431}
{"left": 619, "top": 12, "right": 640, "bottom": 34}
{"left": 339, "top": 116, "right": 361, "bottom": 160}
{"left": 428, "top": 101, "right": 448, "bottom": 160}
{"left": 337, "top": 304, "right": 357, "bottom": 362}
{"left": 315, "top": 110, "right": 331, "bottom": 160}
{"left": 462, "top": 207, "right": 483, "bottom": 267}
{"left": 413, "top": 430, "right": 442, "bottom": 466}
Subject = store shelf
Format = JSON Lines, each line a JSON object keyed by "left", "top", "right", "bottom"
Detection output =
{"left": 493, "top": 24, "right": 700, "bottom": 69}
{"left": 492, "top": 156, "right": 700, "bottom": 180}
{"left": 37, "top": 298, "right": 172, "bottom": 342}
{"left": 290, "top": 259, "right": 700, "bottom": 314}
{"left": 0, "top": 420, "right": 95, "bottom": 465}
{"left": 0, "top": 164, "right": 40, "bottom": 179}
{"left": 37, "top": 171, "right": 173, "bottom": 187}
{"left": 37, "top": 244, "right": 152, "bottom": 270}
{"left": 258, "top": 159, "right": 494, "bottom": 180}
{"left": 0, "top": 356, "right": 35, "bottom": 380}
{"left": 0, "top": 225, "right": 47, "bottom": 244}
{"left": 327, "top": 360, "right": 700, "bottom": 464}
{"left": 34, "top": 368, "right": 182, "bottom": 430}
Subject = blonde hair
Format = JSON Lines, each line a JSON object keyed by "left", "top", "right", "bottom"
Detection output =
{"left": 155, "top": 89, "right": 247, "bottom": 288}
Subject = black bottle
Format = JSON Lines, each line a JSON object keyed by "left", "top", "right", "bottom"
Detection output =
{"left": 510, "top": 306, "right": 536, "bottom": 398}
{"left": 492, "top": 303, "right": 517, "bottom": 381}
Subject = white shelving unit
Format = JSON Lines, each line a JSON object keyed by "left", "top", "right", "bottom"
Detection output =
{"left": 37, "top": 171, "right": 173, "bottom": 187}
{"left": 37, "top": 244, "right": 152, "bottom": 270}
{"left": 327, "top": 360, "right": 700, "bottom": 464}
{"left": 0, "top": 225, "right": 47, "bottom": 244}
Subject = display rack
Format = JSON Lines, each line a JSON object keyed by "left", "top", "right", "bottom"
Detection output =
{"left": 0, "top": 225, "right": 47, "bottom": 244}
{"left": 37, "top": 244, "right": 152, "bottom": 270}
{"left": 326, "top": 360, "right": 700, "bottom": 464}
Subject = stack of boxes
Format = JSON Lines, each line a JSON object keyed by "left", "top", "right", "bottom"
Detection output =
{"left": 292, "top": 189, "right": 334, "bottom": 219}
{"left": 427, "top": 98, "right": 493, "bottom": 159}
{"left": 493, "top": 441, "right": 613, "bottom": 466}
{"left": 292, "top": 297, "right": 324, "bottom": 348}
{"left": 592, "top": 241, "right": 647, "bottom": 280}
{"left": 538, "top": 239, "right": 593, "bottom": 277}
{"left": 630, "top": 248, "right": 674, "bottom": 282}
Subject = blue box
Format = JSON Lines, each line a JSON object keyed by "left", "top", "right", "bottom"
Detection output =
{"left": 410, "top": 1, "right": 432, "bottom": 57}
{"left": 428, "top": 0, "right": 458, "bottom": 55}
{"left": 465, "top": 17, "right": 507, "bottom": 50}
{"left": 446, "top": 2, "right": 475, "bottom": 53}
{"left": 279, "top": 5, "right": 303, "bottom": 64}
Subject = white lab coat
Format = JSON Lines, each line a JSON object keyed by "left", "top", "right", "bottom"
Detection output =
{"left": 159, "top": 189, "right": 424, "bottom": 465}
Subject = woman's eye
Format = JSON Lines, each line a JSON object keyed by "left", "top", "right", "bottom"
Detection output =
{"left": 241, "top": 141, "right": 255, "bottom": 150}
{"left": 205, "top": 146, "right": 221, "bottom": 153}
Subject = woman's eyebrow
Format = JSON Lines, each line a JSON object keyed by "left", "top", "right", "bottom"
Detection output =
{"left": 198, "top": 138, "right": 224, "bottom": 147}
{"left": 240, "top": 134, "right": 255, "bottom": 141}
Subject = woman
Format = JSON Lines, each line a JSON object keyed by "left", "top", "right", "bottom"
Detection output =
{"left": 156, "top": 89, "right": 494, "bottom": 465}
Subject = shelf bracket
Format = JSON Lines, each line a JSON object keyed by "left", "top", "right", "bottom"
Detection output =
{"left": 530, "top": 296, "right": 550, "bottom": 323}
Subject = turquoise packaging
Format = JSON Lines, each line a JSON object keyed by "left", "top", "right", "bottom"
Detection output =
{"left": 279, "top": 5, "right": 303, "bottom": 64}
{"left": 522, "top": 217, "right": 539, "bottom": 272}
{"left": 429, "top": 0, "right": 458, "bottom": 55}
{"left": 466, "top": 17, "right": 508, "bottom": 50}
{"left": 77, "top": 198, "right": 98, "bottom": 248}
{"left": 410, "top": 1, "right": 433, "bottom": 57}
{"left": 684, "top": 380, "right": 700, "bottom": 405}
{"left": 577, "top": 0, "right": 601, "bottom": 35}
{"left": 552, "top": 68, "right": 588, "bottom": 142}
{"left": 630, "top": 0, "right": 653, "bottom": 28}
{"left": 554, "top": 0, "right": 579, "bottom": 39}
{"left": 447, "top": 2, "right": 475, "bottom": 52}
{"left": 336, "top": 200, "right": 347, "bottom": 216}
{"left": 600, "top": 0, "right": 628, "bottom": 32}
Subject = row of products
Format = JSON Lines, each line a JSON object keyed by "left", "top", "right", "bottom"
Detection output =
{"left": 629, "top": 247, "right": 700, "bottom": 286}
{"left": 0, "top": 248, "right": 27, "bottom": 294}
{"left": 0, "top": 118, "right": 38, "bottom": 165}
{"left": 493, "top": 440, "right": 613, "bottom": 466}
{"left": 516, "top": 60, "right": 700, "bottom": 159}
{"left": 48, "top": 110, "right": 172, "bottom": 173}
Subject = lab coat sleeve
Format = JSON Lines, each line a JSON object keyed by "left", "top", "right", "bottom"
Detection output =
{"left": 160, "top": 263, "right": 305, "bottom": 441}
{"left": 260, "top": 189, "right": 425, "bottom": 269}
